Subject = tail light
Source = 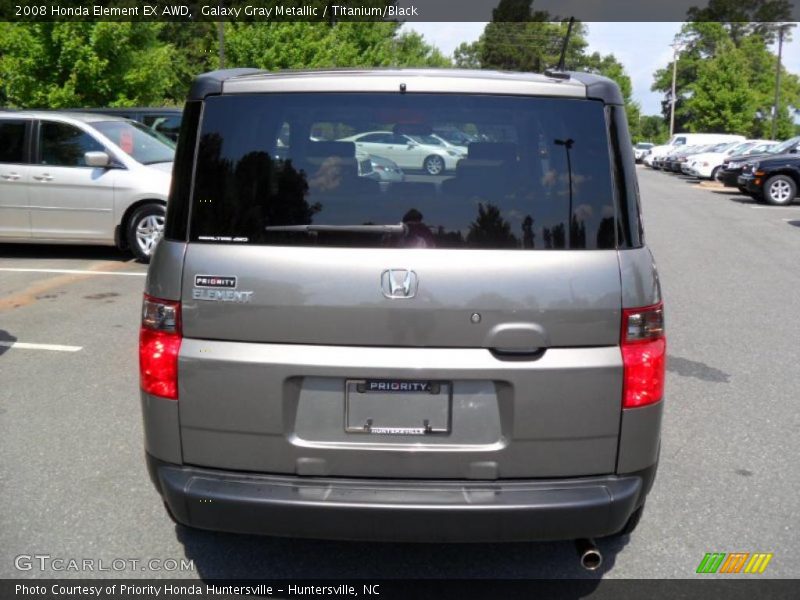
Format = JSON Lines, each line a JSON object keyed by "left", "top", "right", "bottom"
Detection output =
{"left": 621, "top": 302, "right": 665, "bottom": 409}
{"left": 139, "top": 294, "right": 182, "bottom": 400}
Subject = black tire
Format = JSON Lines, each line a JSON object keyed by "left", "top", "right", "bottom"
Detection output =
{"left": 737, "top": 185, "right": 748, "bottom": 194}
{"left": 127, "top": 203, "right": 165, "bottom": 263}
{"left": 612, "top": 504, "right": 645, "bottom": 537}
{"left": 710, "top": 167, "right": 720, "bottom": 181}
{"left": 423, "top": 154, "right": 445, "bottom": 175}
{"left": 763, "top": 174, "right": 797, "bottom": 206}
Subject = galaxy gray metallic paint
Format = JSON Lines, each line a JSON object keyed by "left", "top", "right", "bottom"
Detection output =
{"left": 619, "top": 247, "right": 662, "bottom": 308}
{"left": 180, "top": 246, "right": 623, "bottom": 348}
{"left": 140, "top": 392, "right": 182, "bottom": 465}
{"left": 141, "top": 67, "right": 664, "bottom": 542}
{"left": 145, "top": 239, "right": 186, "bottom": 301}
{"left": 177, "top": 341, "right": 622, "bottom": 478}
{"left": 617, "top": 401, "right": 663, "bottom": 474}
{"left": 219, "top": 68, "right": 587, "bottom": 98}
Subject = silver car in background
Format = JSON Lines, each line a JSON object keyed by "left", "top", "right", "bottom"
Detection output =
{"left": 141, "top": 69, "right": 665, "bottom": 566}
{"left": 363, "top": 154, "right": 405, "bottom": 186}
{"left": 633, "top": 142, "right": 654, "bottom": 162}
{"left": 339, "top": 130, "right": 462, "bottom": 175}
{"left": 0, "top": 111, "right": 174, "bottom": 261}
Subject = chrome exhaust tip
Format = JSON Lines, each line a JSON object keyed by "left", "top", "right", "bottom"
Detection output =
{"left": 575, "top": 538, "right": 603, "bottom": 571}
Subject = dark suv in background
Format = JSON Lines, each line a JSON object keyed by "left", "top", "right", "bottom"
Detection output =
{"left": 738, "top": 153, "right": 800, "bottom": 205}
{"left": 140, "top": 68, "right": 665, "bottom": 569}
{"left": 718, "top": 135, "right": 800, "bottom": 193}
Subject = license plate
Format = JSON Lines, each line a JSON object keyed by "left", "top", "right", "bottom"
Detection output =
{"left": 345, "top": 379, "right": 451, "bottom": 435}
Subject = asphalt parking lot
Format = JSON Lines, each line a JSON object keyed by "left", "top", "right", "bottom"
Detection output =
{"left": 1, "top": 166, "right": 799, "bottom": 581}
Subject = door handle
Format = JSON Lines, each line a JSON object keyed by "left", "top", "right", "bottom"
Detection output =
{"left": 33, "top": 174, "right": 53, "bottom": 182}
{"left": 1, "top": 173, "right": 21, "bottom": 181}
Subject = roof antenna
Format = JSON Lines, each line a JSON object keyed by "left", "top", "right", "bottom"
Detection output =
{"left": 545, "top": 17, "right": 574, "bottom": 80}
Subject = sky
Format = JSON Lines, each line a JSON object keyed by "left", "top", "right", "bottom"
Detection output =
{"left": 403, "top": 22, "right": 800, "bottom": 117}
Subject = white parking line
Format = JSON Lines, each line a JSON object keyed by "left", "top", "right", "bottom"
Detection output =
{"left": 0, "top": 341, "right": 83, "bottom": 352}
{"left": 749, "top": 205, "right": 800, "bottom": 210}
{"left": 0, "top": 267, "right": 146, "bottom": 276}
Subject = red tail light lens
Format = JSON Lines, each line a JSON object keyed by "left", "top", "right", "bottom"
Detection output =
{"left": 621, "top": 302, "right": 665, "bottom": 409}
{"left": 139, "top": 294, "right": 181, "bottom": 400}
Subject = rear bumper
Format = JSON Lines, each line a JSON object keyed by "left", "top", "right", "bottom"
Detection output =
{"left": 147, "top": 454, "right": 655, "bottom": 542}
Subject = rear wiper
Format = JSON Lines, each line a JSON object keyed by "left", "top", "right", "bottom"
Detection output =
{"left": 265, "top": 223, "right": 408, "bottom": 234}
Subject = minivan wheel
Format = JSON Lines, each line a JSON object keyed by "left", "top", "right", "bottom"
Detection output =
{"left": 423, "top": 154, "right": 445, "bottom": 175}
{"left": 764, "top": 175, "right": 797, "bottom": 206}
{"left": 128, "top": 203, "right": 165, "bottom": 263}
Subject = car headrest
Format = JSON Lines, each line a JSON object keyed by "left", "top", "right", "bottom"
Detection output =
{"left": 393, "top": 123, "right": 433, "bottom": 136}
{"left": 306, "top": 141, "right": 356, "bottom": 158}
{"left": 467, "top": 142, "right": 518, "bottom": 162}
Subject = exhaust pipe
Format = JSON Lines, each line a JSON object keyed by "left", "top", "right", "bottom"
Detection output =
{"left": 575, "top": 538, "right": 603, "bottom": 571}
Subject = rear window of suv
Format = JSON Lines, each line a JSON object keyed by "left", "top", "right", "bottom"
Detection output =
{"left": 189, "top": 93, "right": 617, "bottom": 250}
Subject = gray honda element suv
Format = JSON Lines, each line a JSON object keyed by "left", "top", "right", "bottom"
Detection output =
{"left": 141, "top": 69, "right": 665, "bottom": 555}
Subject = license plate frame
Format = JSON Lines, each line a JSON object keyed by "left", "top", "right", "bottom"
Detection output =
{"left": 344, "top": 379, "right": 452, "bottom": 435}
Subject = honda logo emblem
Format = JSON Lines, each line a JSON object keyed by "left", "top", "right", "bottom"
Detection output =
{"left": 381, "top": 269, "right": 418, "bottom": 299}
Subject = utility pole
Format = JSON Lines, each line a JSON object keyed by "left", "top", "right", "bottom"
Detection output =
{"left": 771, "top": 24, "right": 794, "bottom": 140}
{"left": 669, "top": 42, "right": 682, "bottom": 137}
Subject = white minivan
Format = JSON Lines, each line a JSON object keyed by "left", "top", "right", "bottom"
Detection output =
{"left": 643, "top": 133, "right": 745, "bottom": 168}
{"left": 0, "top": 111, "right": 174, "bottom": 261}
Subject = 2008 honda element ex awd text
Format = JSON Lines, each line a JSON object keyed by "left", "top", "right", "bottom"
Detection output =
{"left": 140, "top": 68, "right": 665, "bottom": 554}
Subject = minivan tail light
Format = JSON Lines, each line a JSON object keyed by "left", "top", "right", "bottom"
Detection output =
{"left": 139, "top": 294, "right": 182, "bottom": 400}
{"left": 621, "top": 303, "right": 665, "bottom": 409}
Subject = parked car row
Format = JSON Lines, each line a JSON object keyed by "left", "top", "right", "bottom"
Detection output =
{"left": 684, "top": 140, "right": 775, "bottom": 179}
{"left": 639, "top": 132, "right": 800, "bottom": 206}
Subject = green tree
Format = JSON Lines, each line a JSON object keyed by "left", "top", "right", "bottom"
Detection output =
{"left": 158, "top": 22, "right": 219, "bottom": 102}
{"left": 477, "top": 1, "right": 588, "bottom": 74}
{"left": 0, "top": 20, "right": 448, "bottom": 109}
{"left": 684, "top": 39, "right": 757, "bottom": 133}
{"left": 223, "top": 22, "right": 449, "bottom": 71}
{"left": 456, "top": 2, "right": 639, "bottom": 139}
{"left": 651, "top": 0, "right": 798, "bottom": 136}
{"left": 686, "top": 0, "right": 794, "bottom": 45}
{"left": 453, "top": 40, "right": 482, "bottom": 69}
{"left": 0, "top": 22, "right": 178, "bottom": 108}
{"left": 639, "top": 115, "right": 670, "bottom": 144}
